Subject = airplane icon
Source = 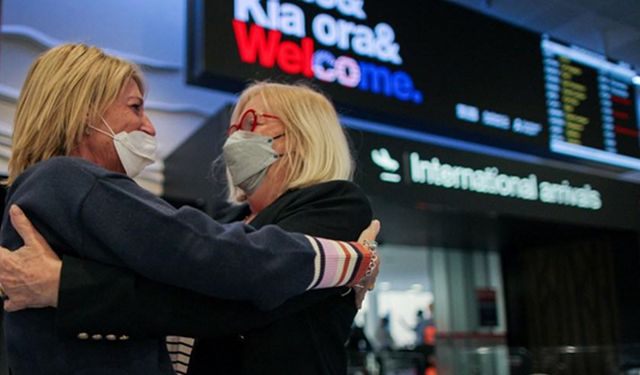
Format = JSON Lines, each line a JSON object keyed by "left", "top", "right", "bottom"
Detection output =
{"left": 370, "top": 148, "right": 401, "bottom": 183}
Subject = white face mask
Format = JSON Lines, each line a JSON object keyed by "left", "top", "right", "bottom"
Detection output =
{"left": 89, "top": 116, "right": 157, "bottom": 178}
{"left": 222, "top": 130, "right": 283, "bottom": 195}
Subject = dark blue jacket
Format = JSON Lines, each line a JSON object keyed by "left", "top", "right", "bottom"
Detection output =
{"left": 53, "top": 180, "right": 371, "bottom": 374}
{"left": 0, "top": 157, "right": 347, "bottom": 374}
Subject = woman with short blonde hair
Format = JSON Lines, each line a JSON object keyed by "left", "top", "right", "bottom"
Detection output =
{"left": 8, "top": 43, "right": 143, "bottom": 184}
{"left": 181, "top": 81, "right": 373, "bottom": 374}
{"left": 227, "top": 81, "right": 354, "bottom": 202}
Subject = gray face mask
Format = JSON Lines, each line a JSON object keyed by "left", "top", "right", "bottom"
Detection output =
{"left": 222, "top": 130, "right": 284, "bottom": 195}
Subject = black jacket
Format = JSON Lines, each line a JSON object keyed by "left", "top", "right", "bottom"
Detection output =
{"left": 55, "top": 180, "right": 372, "bottom": 374}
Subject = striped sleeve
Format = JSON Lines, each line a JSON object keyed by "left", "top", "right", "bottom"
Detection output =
{"left": 304, "top": 236, "right": 372, "bottom": 290}
{"left": 166, "top": 335, "right": 195, "bottom": 375}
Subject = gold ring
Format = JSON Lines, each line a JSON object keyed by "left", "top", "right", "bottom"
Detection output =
{"left": 0, "top": 283, "right": 6, "bottom": 301}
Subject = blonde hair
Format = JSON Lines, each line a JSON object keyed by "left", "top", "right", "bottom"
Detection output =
{"left": 228, "top": 81, "right": 353, "bottom": 202}
{"left": 7, "top": 43, "right": 144, "bottom": 185}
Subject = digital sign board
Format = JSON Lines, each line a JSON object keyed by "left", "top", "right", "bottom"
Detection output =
{"left": 349, "top": 128, "right": 640, "bottom": 230}
{"left": 541, "top": 37, "right": 640, "bottom": 170}
{"left": 187, "top": 0, "right": 640, "bottom": 172}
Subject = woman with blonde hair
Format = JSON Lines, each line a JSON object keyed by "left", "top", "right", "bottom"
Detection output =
{"left": 187, "top": 81, "right": 372, "bottom": 374}
{"left": 224, "top": 81, "right": 354, "bottom": 205}
{"left": 0, "top": 44, "right": 378, "bottom": 375}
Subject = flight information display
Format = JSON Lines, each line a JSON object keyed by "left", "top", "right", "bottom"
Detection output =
{"left": 187, "top": 0, "right": 640, "bottom": 172}
{"left": 542, "top": 37, "right": 640, "bottom": 170}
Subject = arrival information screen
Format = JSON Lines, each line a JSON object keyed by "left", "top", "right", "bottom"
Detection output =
{"left": 542, "top": 38, "right": 640, "bottom": 170}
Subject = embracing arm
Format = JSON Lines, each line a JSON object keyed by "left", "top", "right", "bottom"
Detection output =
{"left": 2, "top": 158, "right": 375, "bottom": 309}
{"left": 52, "top": 180, "right": 376, "bottom": 338}
{"left": 0, "top": 207, "right": 378, "bottom": 337}
{"left": 75, "top": 175, "right": 373, "bottom": 309}
{"left": 0, "top": 177, "right": 379, "bottom": 338}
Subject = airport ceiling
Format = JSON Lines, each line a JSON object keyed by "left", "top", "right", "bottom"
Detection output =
{"left": 450, "top": 0, "right": 640, "bottom": 71}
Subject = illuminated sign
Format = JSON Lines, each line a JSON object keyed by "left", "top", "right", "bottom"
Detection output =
{"left": 371, "top": 148, "right": 401, "bottom": 183}
{"left": 188, "top": 0, "right": 551, "bottom": 158}
{"left": 369, "top": 147, "right": 602, "bottom": 210}
{"left": 351, "top": 129, "right": 640, "bottom": 230}
{"left": 230, "top": 0, "right": 422, "bottom": 103}
{"left": 188, "top": 0, "right": 640, "bottom": 174}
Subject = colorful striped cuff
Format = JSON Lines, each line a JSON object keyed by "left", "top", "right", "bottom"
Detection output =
{"left": 305, "top": 236, "right": 372, "bottom": 290}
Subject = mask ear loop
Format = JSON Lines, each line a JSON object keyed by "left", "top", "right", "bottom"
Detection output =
{"left": 269, "top": 133, "right": 286, "bottom": 157}
{"left": 87, "top": 116, "right": 117, "bottom": 139}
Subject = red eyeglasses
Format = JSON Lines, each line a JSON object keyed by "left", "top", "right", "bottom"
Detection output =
{"left": 228, "top": 108, "right": 281, "bottom": 135}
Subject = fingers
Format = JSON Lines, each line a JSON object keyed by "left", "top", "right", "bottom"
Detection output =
{"left": 0, "top": 243, "right": 62, "bottom": 311}
{"left": 358, "top": 219, "right": 381, "bottom": 243}
{"left": 364, "top": 258, "right": 379, "bottom": 291}
{"left": 9, "top": 205, "right": 59, "bottom": 262}
{"left": 0, "top": 246, "right": 13, "bottom": 283}
{"left": 353, "top": 219, "right": 381, "bottom": 309}
{"left": 0, "top": 249, "right": 19, "bottom": 311}
{"left": 353, "top": 219, "right": 381, "bottom": 300}
{"left": 0, "top": 245, "right": 10, "bottom": 264}
{"left": 3, "top": 288, "right": 29, "bottom": 312}
{"left": 4, "top": 299, "right": 21, "bottom": 312}
{"left": 9, "top": 205, "right": 45, "bottom": 247}
{"left": 354, "top": 287, "right": 366, "bottom": 309}
{"left": 0, "top": 282, "right": 7, "bottom": 301}
{"left": 370, "top": 219, "right": 381, "bottom": 235}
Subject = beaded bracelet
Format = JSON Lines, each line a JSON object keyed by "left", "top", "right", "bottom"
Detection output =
{"left": 362, "top": 240, "right": 378, "bottom": 277}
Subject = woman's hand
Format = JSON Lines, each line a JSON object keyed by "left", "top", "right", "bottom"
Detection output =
{"left": 0, "top": 205, "right": 62, "bottom": 312}
{"left": 354, "top": 219, "right": 381, "bottom": 308}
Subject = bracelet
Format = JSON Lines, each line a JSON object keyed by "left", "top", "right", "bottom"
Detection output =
{"left": 345, "top": 240, "right": 379, "bottom": 288}
{"left": 365, "top": 251, "right": 378, "bottom": 277}
{"left": 362, "top": 240, "right": 378, "bottom": 277}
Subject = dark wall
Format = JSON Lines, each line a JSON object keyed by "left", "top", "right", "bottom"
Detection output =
{"left": 163, "top": 105, "right": 233, "bottom": 216}
{"left": 501, "top": 217, "right": 640, "bottom": 373}
{"left": 366, "top": 194, "right": 501, "bottom": 249}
